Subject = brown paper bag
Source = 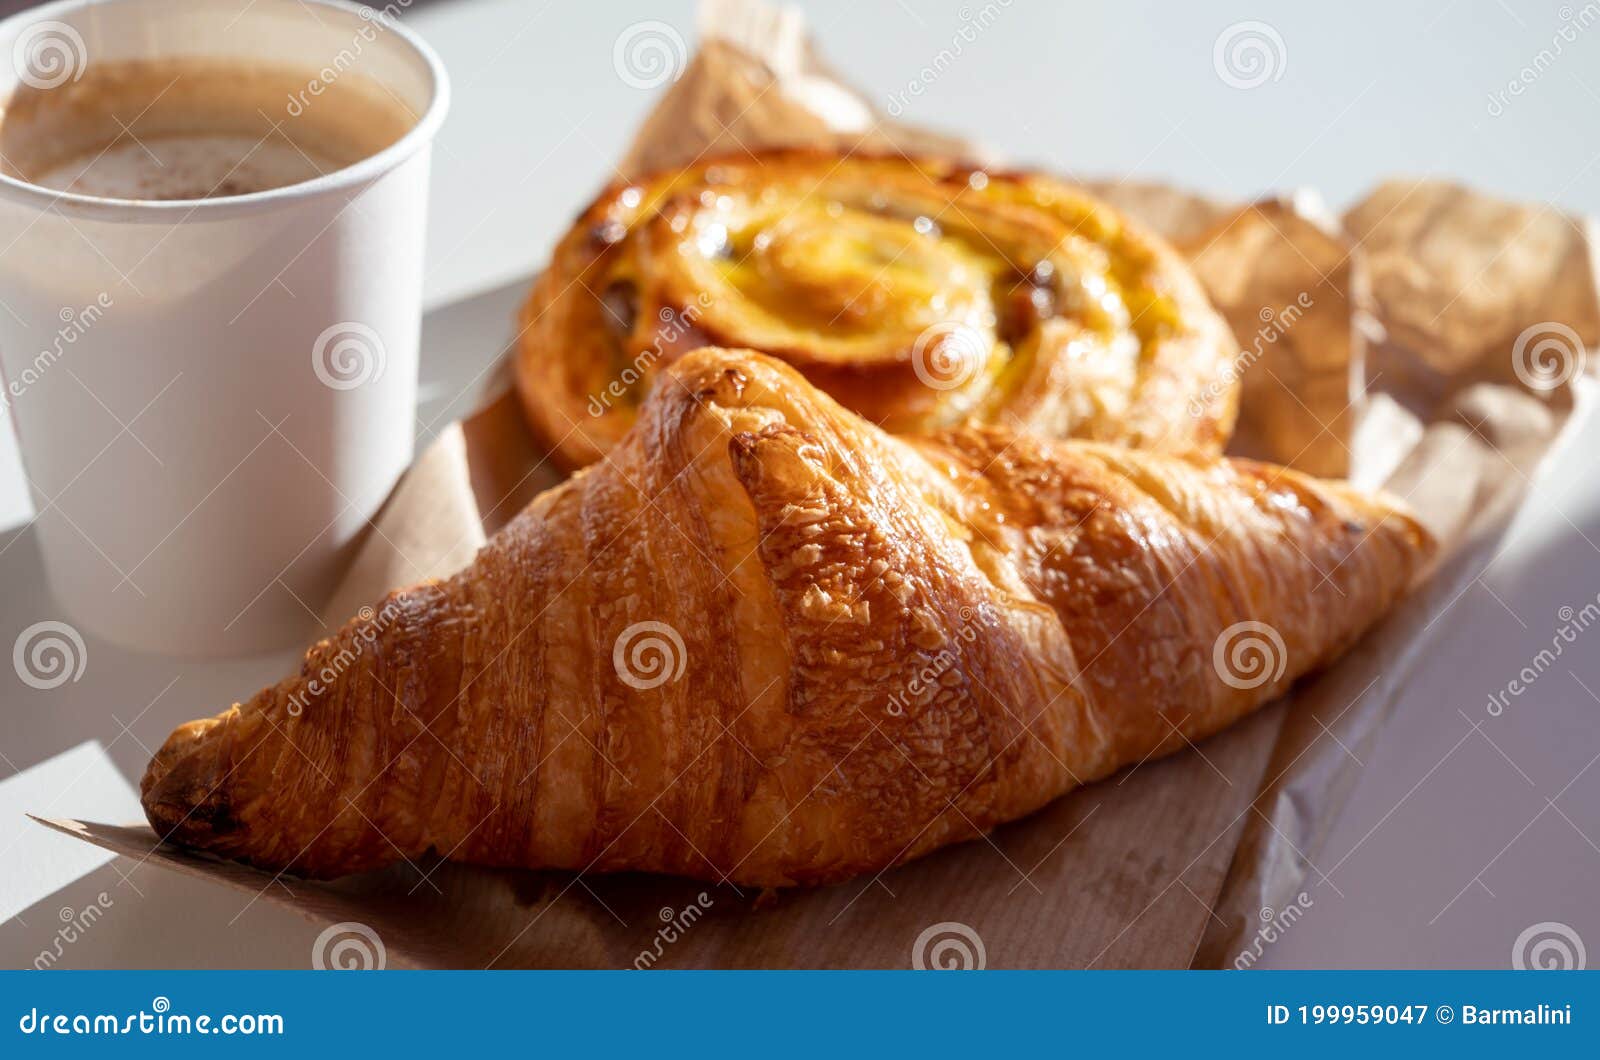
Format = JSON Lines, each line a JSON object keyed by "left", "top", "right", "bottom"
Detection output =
{"left": 47, "top": 1, "right": 1598, "bottom": 969}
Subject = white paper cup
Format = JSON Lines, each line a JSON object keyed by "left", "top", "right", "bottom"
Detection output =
{"left": 0, "top": 0, "right": 448, "bottom": 656}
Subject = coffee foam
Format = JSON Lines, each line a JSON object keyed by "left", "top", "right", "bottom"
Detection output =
{"left": 0, "top": 58, "right": 417, "bottom": 200}
{"left": 34, "top": 136, "right": 340, "bottom": 200}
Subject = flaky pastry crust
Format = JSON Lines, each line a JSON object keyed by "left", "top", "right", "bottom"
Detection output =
{"left": 145, "top": 348, "right": 1430, "bottom": 886}
{"left": 516, "top": 151, "right": 1240, "bottom": 470}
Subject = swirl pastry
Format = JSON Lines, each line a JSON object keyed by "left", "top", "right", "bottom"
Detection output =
{"left": 144, "top": 347, "right": 1430, "bottom": 885}
{"left": 516, "top": 152, "right": 1240, "bottom": 470}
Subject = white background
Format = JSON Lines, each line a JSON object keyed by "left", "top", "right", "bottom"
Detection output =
{"left": 2, "top": 0, "right": 1598, "bottom": 969}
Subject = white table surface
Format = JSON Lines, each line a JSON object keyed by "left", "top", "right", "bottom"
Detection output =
{"left": 3, "top": 0, "right": 1599, "bottom": 969}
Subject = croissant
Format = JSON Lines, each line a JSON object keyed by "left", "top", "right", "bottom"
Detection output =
{"left": 143, "top": 347, "right": 1432, "bottom": 885}
{"left": 516, "top": 151, "right": 1241, "bottom": 470}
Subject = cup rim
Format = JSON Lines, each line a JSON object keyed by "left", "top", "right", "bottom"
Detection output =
{"left": 0, "top": 0, "right": 451, "bottom": 220}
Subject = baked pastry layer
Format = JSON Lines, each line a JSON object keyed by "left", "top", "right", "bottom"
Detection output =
{"left": 516, "top": 152, "right": 1240, "bottom": 469}
{"left": 144, "top": 348, "right": 1430, "bottom": 886}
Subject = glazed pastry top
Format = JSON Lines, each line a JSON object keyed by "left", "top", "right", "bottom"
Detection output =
{"left": 516, "top": 151, "right": 1239, "bottom": 469}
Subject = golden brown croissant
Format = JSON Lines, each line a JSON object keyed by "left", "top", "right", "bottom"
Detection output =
{"left": 516, "top": 151, "right": 1240, "bottom": 470}
{"left": 143, "top": 348, "right": 1432, "bottom": 885}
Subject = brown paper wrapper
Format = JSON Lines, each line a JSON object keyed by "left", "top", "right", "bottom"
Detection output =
{"left": 46, "top": 1, "right": 1598, "bottom": 968}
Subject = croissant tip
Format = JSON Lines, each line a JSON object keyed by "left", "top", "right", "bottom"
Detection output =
{"left": 1361, "top": 489, "right": 1438, "bottom": 561}
{"left": 139, "top": 713, "right": 245, "bottom": 848}
{"left": 641, "top": 347, "right": 824, "bottom": 433}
